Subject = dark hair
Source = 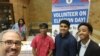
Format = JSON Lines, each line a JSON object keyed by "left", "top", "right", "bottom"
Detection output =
{"left": 18, "top": 19, "right": 25, "bottom": 27}
{"left": 39, "top": 23, "right": 48, "bottom": 29}
{"left": 78, "top": 22, "right": 93, "bottom": 34}
{"left": 60, "top": 20, "right": 70, "bottom": 28}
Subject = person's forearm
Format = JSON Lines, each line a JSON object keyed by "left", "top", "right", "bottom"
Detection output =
{"left": 32, "top": 48, "right": 37, "bottom": 56}
{"left": 48, "top": 50, "right": 53, "bottom": 56}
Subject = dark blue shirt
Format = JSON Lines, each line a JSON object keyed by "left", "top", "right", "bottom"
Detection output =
{"left": 54, "top": 32, "right": 77, "bottom": 56}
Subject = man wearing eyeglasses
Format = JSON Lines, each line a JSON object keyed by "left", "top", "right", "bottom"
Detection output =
{"left": 0, "top": 29, "right": 22, "bottom": 56}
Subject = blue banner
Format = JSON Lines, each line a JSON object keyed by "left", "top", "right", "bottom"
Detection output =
{"left": 52, "top": 0, "right": 90, "bottom": 38}
{"left": 52, "top": 9, "right": 88, "bottom": 24}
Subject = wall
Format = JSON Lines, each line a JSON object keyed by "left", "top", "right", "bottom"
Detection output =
{"left": 10, "top": 0, "right": 51, "bottom": 29}
{"left": 10, "top": 0, "right": 30, "bottom": 35}
{"left": 9, "top": 0, "right": 100, "bottom": 43}
{"left": 28, "top": 0, "right": 51, "bottom": 29}
{"left": 89, "top": 0, "right": 100, "bottom": 43}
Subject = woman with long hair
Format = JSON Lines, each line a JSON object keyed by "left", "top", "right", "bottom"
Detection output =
{"left": 12, "top": 19, "right": 27, "bottom": 41}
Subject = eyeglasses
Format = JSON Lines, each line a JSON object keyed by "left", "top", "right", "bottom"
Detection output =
{"left": 0, "top": 40, "right": 22, "bottom": 46}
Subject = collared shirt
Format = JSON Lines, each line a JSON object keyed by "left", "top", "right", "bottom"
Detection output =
{"left": 31, "top": 34, "right": 55, "bottom": 56}
{"left": 79, "top": 39, "right": 90, "bottom": 56}
{"left": 54, "top": 32, "right": 77, "bottom": 56}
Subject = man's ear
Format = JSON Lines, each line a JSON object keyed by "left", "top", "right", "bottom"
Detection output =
{"left": 68, "top": 27, "right": 70, "bottom": 29}
{"left": 89, "top": 31, "right": 92, "bottom": 35}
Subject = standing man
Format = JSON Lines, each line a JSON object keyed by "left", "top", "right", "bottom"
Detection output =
{"left": 0, "top": 29, "right": 22, "bottom": 56}
{"left": 54, "top": 20, "right": 77, "bottom": 56}
{"left": 77, "top": 22, "right": 100, "bottom": 56}
{"left": 31, "top": 23, "right": 55, "bottom": 56}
